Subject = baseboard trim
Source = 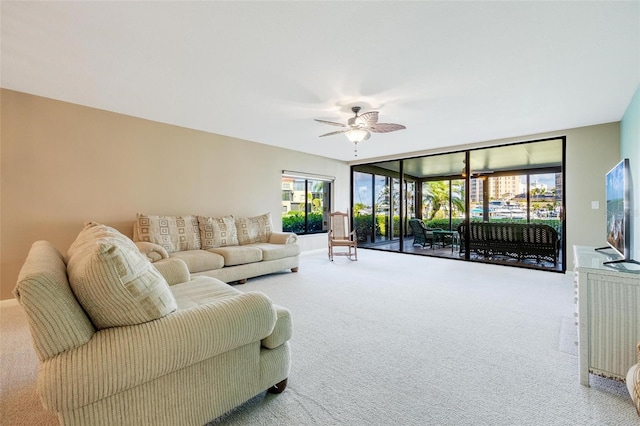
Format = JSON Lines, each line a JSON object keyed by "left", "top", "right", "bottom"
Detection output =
{"left": 301, "top": 248, "right": 326, "bottom": 256}
{"left": 0, "top": 298, "right": 18, "bottom": 308}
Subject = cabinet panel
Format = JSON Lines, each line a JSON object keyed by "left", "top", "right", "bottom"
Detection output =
{"left": 573, "top": 246, "right": 640, "bottom": 386}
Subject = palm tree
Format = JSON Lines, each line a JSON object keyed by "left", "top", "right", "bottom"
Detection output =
{"left": 423, "top": 180, "right": 465, "bottom": 220}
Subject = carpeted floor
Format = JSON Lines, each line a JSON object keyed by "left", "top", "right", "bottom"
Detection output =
{"left": 1, "top": 249, "right": 637, "bottom": 425}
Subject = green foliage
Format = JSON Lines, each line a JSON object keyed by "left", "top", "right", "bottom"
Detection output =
{"left": 422, "top": 217, "right": 562, "bottom": 236}
{"left": 353, "top": 214, "right": 380, "bottom": 242}
{"left": 423, "top": 180, "right": 466, "bottom": 220}
{"left": 282, "top": 211, "right": 324, "bottom": 234}
{"left": 307, "top": 212, "right": 323, "bottom": 232}
{"left": 422, "top": 217, "right": 465, "bottom": 231}
{"left": 282, "top": 211, "right": 304, "bottom": 233}
{"left": 353, "top": 203, "right": 367, "bottom": 216}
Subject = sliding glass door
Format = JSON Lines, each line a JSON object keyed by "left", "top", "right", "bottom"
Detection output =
{"left": 351, "top": 137, "right": 566, "bottom": 272}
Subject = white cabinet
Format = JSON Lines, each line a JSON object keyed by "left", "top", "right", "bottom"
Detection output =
{"left": 573, "top": 246, "right": 640, "bottom": 386}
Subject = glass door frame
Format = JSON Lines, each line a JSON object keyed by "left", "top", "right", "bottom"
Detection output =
{"left": 351, "top": 136, "right": 567, "bottom": 272}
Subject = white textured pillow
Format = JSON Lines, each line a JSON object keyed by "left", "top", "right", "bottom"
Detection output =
{"left": 67, "top": 221, "right": 136, "bottom": 261}
{"left": 198, "top": 215, "right": 239, "bottom": 248}
{"left": 135, "top": 214, "right": 201, "bottom": 253}
{"left": 236, "top": 213, "right": 273, "bottom": 245}
{"left": 67, "top": 222, "right": 177, "bottom": 329}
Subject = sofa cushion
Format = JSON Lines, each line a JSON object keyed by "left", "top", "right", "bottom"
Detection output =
{"left": 170, "top": 276, "right": 241, "bottom": 308}
{"left": 169, "top": 250, "right": 225, "bottom": 273}
{"left": 207, "top": 246, "right": 263, "bottom": 266}
{"left": 135, "top": 214, "right": 201, "bottom": 253}
{"left": 67, "top": 222, "right": 177, "bottom": 329}
{"left": 198, "top": 215, "right": 239, "bottom": 248}
{"left": 250, "top": 242, "right": 301, "bottom": 261}
{"left": 236, "top": 213, "right": 273, "bottom": 245}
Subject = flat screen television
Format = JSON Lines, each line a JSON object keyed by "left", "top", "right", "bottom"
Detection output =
{"left": 597, "top": 158, "right": 636, "bottom": 265}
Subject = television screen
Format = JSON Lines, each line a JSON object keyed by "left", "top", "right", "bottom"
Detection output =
{"left": 605, "top": 158, "right": 630, "bottom": 260}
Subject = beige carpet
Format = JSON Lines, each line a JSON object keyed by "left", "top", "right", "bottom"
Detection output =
{"left": 1, "top": 249, "right": 637, "bottom": 425}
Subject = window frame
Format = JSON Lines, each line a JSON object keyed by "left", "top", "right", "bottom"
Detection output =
{"left": 281, "top": 171, "right": 334, "bottom": 235}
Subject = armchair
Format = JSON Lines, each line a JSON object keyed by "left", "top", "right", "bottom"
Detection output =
{"left": 13, "top": 222, "right": 291, "bottom": 425}
{"left": 408, "top": 219, "right": 440, "bottom": 248}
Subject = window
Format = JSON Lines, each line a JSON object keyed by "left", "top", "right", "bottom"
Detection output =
{"left": 352, "top": 138, "right": 565, "bottom": 272}
{"left": 282, "top": 172, "right": 332, "bottom": 235}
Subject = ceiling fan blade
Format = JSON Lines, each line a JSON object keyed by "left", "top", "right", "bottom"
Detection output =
{"left": 314, "top": 119, "right": 347, "bottom": 127}
{"left": 356, "top": 111, "right": 379, "bottom": 127}
{"left": 318, "top": 129, "right": 349, "bottom": 137}
{"left": 369, "top": 123, "right": 406, "bottom": 133}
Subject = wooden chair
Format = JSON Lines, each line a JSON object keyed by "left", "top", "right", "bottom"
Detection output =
{"left": 328, "top": 211, "right": 357, "bottom": 261}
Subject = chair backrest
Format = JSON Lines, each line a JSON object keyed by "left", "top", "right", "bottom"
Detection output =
{"left": 408, "top": 219, "right": 424, "bottom": 236}
{"left": 329, "top": 211, "right": 351, "bottom": 240}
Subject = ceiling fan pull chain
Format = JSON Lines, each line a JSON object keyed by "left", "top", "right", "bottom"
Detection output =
{"left": 354, "top": 141, "right": 358, "bottom": 157}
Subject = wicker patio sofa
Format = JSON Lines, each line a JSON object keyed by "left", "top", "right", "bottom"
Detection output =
{"left": 457, "top": 222, "right": 559, "bottom": 266}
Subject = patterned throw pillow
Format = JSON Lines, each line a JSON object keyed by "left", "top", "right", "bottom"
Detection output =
{"left": 236, "top": 213, "right": 273, "bottom": 245}
{"left": 198, "top": 215, "right": 239, "bottom": 248}
{"left": 135, "top": 214, "right": 201, "bottom": 253}
{"left": 67, "top": 221, "right": 137, "bottom": 261}
{"left": 67, "top": 222, "right": 177, "bottom": 329}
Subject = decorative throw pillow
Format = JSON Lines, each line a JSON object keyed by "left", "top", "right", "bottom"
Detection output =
{"left": 67, "top": 222, "right": 177, "bottom": 329}
{"left": 135, "top": 214, "right": 201, "bottom": 253}
{"left": 67, "top": 221, "right": 137, "bottom": 262}
{"left": 198, "top": 215, "right": 239, "bottom": 249}
{"left": 236, "top": 213, "right": 272, "bottom": 245}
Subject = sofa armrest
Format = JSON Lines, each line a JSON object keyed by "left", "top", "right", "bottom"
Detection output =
{"left": 135, "top": 241, "right": 169, "bottom": 262}
{"left": 262, "top": 305, "right": 292, "bottom": 349}
{"left": 38, "top": 292, "right": 277, "bottom": 411}
{"left": 153, "top": 258, "right": 191, "bottom": 285}
{"left": 269, "top": 232, "right": 298, "bottom": 245}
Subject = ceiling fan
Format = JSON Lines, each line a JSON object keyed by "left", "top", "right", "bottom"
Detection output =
{"left": 315, "top": 106, "right": 406, "bottom": 156}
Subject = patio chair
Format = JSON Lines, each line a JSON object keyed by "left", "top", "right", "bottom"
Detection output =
{"left": 328, "top": 211, "right": 357, "bottom": 261}
{"left": 408, "top": 219, "right": 440, "bottom": 248}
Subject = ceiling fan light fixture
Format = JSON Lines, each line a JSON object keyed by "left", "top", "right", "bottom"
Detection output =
{"left": 315, "top": 105, "right": 405, "bottom": 157}
{"left": 345, "top": 128, "right": 369, "bottom": 143}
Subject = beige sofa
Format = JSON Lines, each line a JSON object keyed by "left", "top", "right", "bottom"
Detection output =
{"left": 13, "top": 222, "right": 292, "bottom": 425}
{"left": 132, "top": 213, "right": 300, "bottom": 283}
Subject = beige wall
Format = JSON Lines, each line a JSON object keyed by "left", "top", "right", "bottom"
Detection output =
{"left": 0, "top": 89, "right": 350, "bottom": 300}
{"left": 0, "top": 89, "right": 622, "bottom": 300}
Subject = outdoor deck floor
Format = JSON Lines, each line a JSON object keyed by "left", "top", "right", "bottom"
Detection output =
{"left": 361, "top": 237, "right": 563, "bottom": 272}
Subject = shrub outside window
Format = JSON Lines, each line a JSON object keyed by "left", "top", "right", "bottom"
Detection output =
{"left": 282, "top": 174, "right": 331, "bottom": 235}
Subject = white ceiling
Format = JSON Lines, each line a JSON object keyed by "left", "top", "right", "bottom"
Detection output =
{"left": 2, "top": 1, "right": 638, "bottom": 163}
